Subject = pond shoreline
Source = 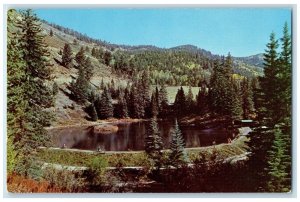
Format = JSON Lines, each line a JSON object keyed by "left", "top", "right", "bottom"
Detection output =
{"left": 45, "top": 118, "right": 145, "bottom": 130}
{"left": 47, "top": 116, "right": 245, "bottom": 151}
{"left": 37, "top": 135, "right": 249, "bottom": 168}
{"left": 39, "top": 131, "right": 247, "bottom": 154}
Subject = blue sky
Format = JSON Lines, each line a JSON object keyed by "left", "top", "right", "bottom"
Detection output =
{"left": 35, "top": 8, "right": 291, "bottom": 57}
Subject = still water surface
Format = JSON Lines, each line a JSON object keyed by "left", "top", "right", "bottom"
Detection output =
{"left": 48, "top": 120, "right": 235, "bottom": 151}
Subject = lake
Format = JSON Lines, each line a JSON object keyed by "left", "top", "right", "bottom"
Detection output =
{"left": 48, "top": 120, "right": 236, "bottom": 151}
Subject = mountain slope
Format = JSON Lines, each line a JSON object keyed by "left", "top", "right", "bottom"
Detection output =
{"left": 235, "top": 54, "right": 264, "bottom": 68}
{"left": 40, "top": 19, "right": 264, "bottom": 125}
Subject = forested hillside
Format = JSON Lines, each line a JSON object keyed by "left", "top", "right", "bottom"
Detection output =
{"left": 43, "top": 19, "right": 263, "bottom": 85}
{"left": 33, "top": 18, "right": 264, "bottom": 124}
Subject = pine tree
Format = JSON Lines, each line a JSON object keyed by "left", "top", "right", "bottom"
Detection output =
{"left": 145, "top": 118, "right": 163, "bottom": 169}
{"left": 7, "top": 9, "right": 27, "bottom": 173}
{"left": 141, "top": 70, "right": 151, "bottom": 117}
{"left": 110, "top": 79, "right": 116, "bottom": 98}
{"left": 158, "top": 85, "right": 169, "bottom": 117}
{"left": 265, "top": 24, "right": 292, "bottom": 192}
{"left": 10, "top": 9, "right": 55, "bottom": 176}
{"left": 114, "top": 92, "right": 128, "bottom": 118}
{"left": 209, "top": 59, "right": 228, "bottom": 114}
{"left": 209, "top": 55, "right": 237, "bottom": 119}
{"left": 155, "top": 86, "right": 160, "bottom": 109}
{"left": 91, "top": 47, "right": 96, "bottom": 57}
{"left": 84, "top": 56, "right": 93, "bottom": 81}
{"left": 267, "top": 125, "right": 290, "bottom": 192}
{"left": 61, "top": 43, "right": 72, "bottom": 68}
{"left": 224, "top": 52, "right": 233, "bottom": 78}
{"left": 75, "top": 47, "right": 85, "bottom": 65}
{"left": 260, "top": 32, "right": 280, "bottom": 122}
{"left": 174, "top": 87, "right": 186, "bottom": 116}
{"left": 85, "top": 46, "right": 90, "bottom": 53}
{"left": 196, "top": 86, "right": 208, "bottom": 115}
{"left": 100, "top": 78, "right": 105, "bottom": 90}
{"left": 277, "top": 22, "right": 292, "bottom": 191}
{"left": 69, "top": 56, "right": 93, "bottom": 103}
{"left": 278, "top": 22, "right": 292, "bottom": 120}
{"left": 246, "top": 126, "right": 274, "bottom": 191}
{"left": 169, "top": 120, "right": 188, "bottom": 167}
{"left": 99, "top": 87, "right": 113, "bottom": 119}
{"left": 49, "top": 29, "right": 53, "bottom": 36}
{"left": 251, "top": 77, "right": 260, "bottom": 116}
{"left": 73, "top": 38, "right": 78, "bottom": 45}
{"left": 103, "top": 51, "right": 112, "bottom": 66}
{"left": 129, "top": 80, "right": 145, "bottom": 118}
{"left": 52, "top": 81, "right": 59, "bottom": 96}
{"left": 186, "top": 86, "right": 195, "bottom": 113}
{"left": 150, "top": 92, "right": 159, "bottom": 118}
{"left": 248, "top": 24, "right": 292, "bottom": 192}
{"left": 241, "top": 78, "right": 254, "bottom": 119}
{"left": 229, "top": 79, "right": 242, "bottom": 120}
{"left": 124, "top": 85, "right": 131, "bottom": 116}
{"left": 69, "top": 65, "right": 90, "bottom": 102}
{"left": 87, "top": 103, "right": 98, "bottom": 121}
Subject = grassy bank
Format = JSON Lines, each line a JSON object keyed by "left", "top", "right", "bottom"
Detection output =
{"left": 37, "top": 136, "right": 248, "bottom": 168}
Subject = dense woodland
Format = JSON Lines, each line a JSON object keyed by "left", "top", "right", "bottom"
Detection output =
{"left": 7, "top": 9, "right": 292, "bottom": 192}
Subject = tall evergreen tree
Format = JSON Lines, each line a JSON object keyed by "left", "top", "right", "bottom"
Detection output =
{"left": 267, "top": 125, "right": 290, "bottom": 192}
{"left": 241, "top": 78, "right": 254, "bottom": 119}
{"left": 247, "top": 24, "right": 292, "bottom": 192}
{"left": 69, "top": 64, "right": 90, "bottom": 102}
{"left": 49, "top": 29, "right": 53, "bottom": 36}
{"left": 158, "top": 85, "right": 169, "bottom": 117}
{"left": 133, "top": 86, "right": 145, "bottom": 118}
{"left": 196, "top": 86, "right": 208, "bottom": 115}
{"left": 69, "top": 56, "right": 93, "bottom": 103}
{"left": 7, "top": 9, "right": 27, "bottom": 173}
{"left": 141, "top": 70, "right": 151, "bottom": 117}
{"left": 246, "top": 126, "right": 274, "bottom": 191}
{"left": 209, "top": 54, "right": 237, "bottom": 119}
{"left": 85, "top": 46, "right": 90, "bottom": 53}
{"left": 100, "top": 78, "right": 105, "bottom": 90}
{"left": 103, "top": 51, "right": 112, "bottom": 66}
{"left": 91, "top": 47, "right": 96, "bottom": 57}
{"left": 174, "top": 87, "right": 186, "bottom": 116}
{"left": 87, "top": 103, "right": 98, "bottom": 121}
{"left": 278, "top": 22, "right": 292, "bottom": 120}
{"left": 75, "top": 46, "right": 85, "bottom": 65}
{"left": 209, "top": 59, "right": 228, "bottom": 114}
{"left": 150, "top": 92, "right": 159, "bottom": 118}
{"left": 61, "top": 43, "right": 72, "bottom": 68}
{"left": 186, "top": 86, "right": 195, "bottom": 113}
{"left": 114, "top": 92, "right": 128, "bottom": 118}
{"left": 229, "top": 79, "right": 243, "bottom": 120}
{"left": 260, "top": 32, "right": 280, "bottom": 122}
{"left": 98, "top": 87, "right": 113, "bottom": 119}
{"left": 145, "top": 118, "right": 163, "bottom": 169}
{"left": 169, "top": 120, "right": 188, "bottom": 167}
{"left": 10, "top": 9, "right": 54, "bottom": 176}
{"left": 84, "top": 56, "right": 93, "bottom": 81}
{"left": 265, "top": 24, "right": 292, "bottom": 193}
{"left": 155, "top": 86, "right": 160, "bottom": 110}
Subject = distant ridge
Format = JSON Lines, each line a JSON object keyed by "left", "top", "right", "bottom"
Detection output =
{"left": 42, "top": 19, "right": 264, "bottom": 69}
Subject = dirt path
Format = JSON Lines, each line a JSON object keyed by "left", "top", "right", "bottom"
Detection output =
{"left": 41, "top": 151, "right": 250, "bottom": 172}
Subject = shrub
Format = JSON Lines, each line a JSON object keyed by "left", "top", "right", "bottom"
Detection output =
{"left": 42, "top": 167, "right": 87, "bottom": 192}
